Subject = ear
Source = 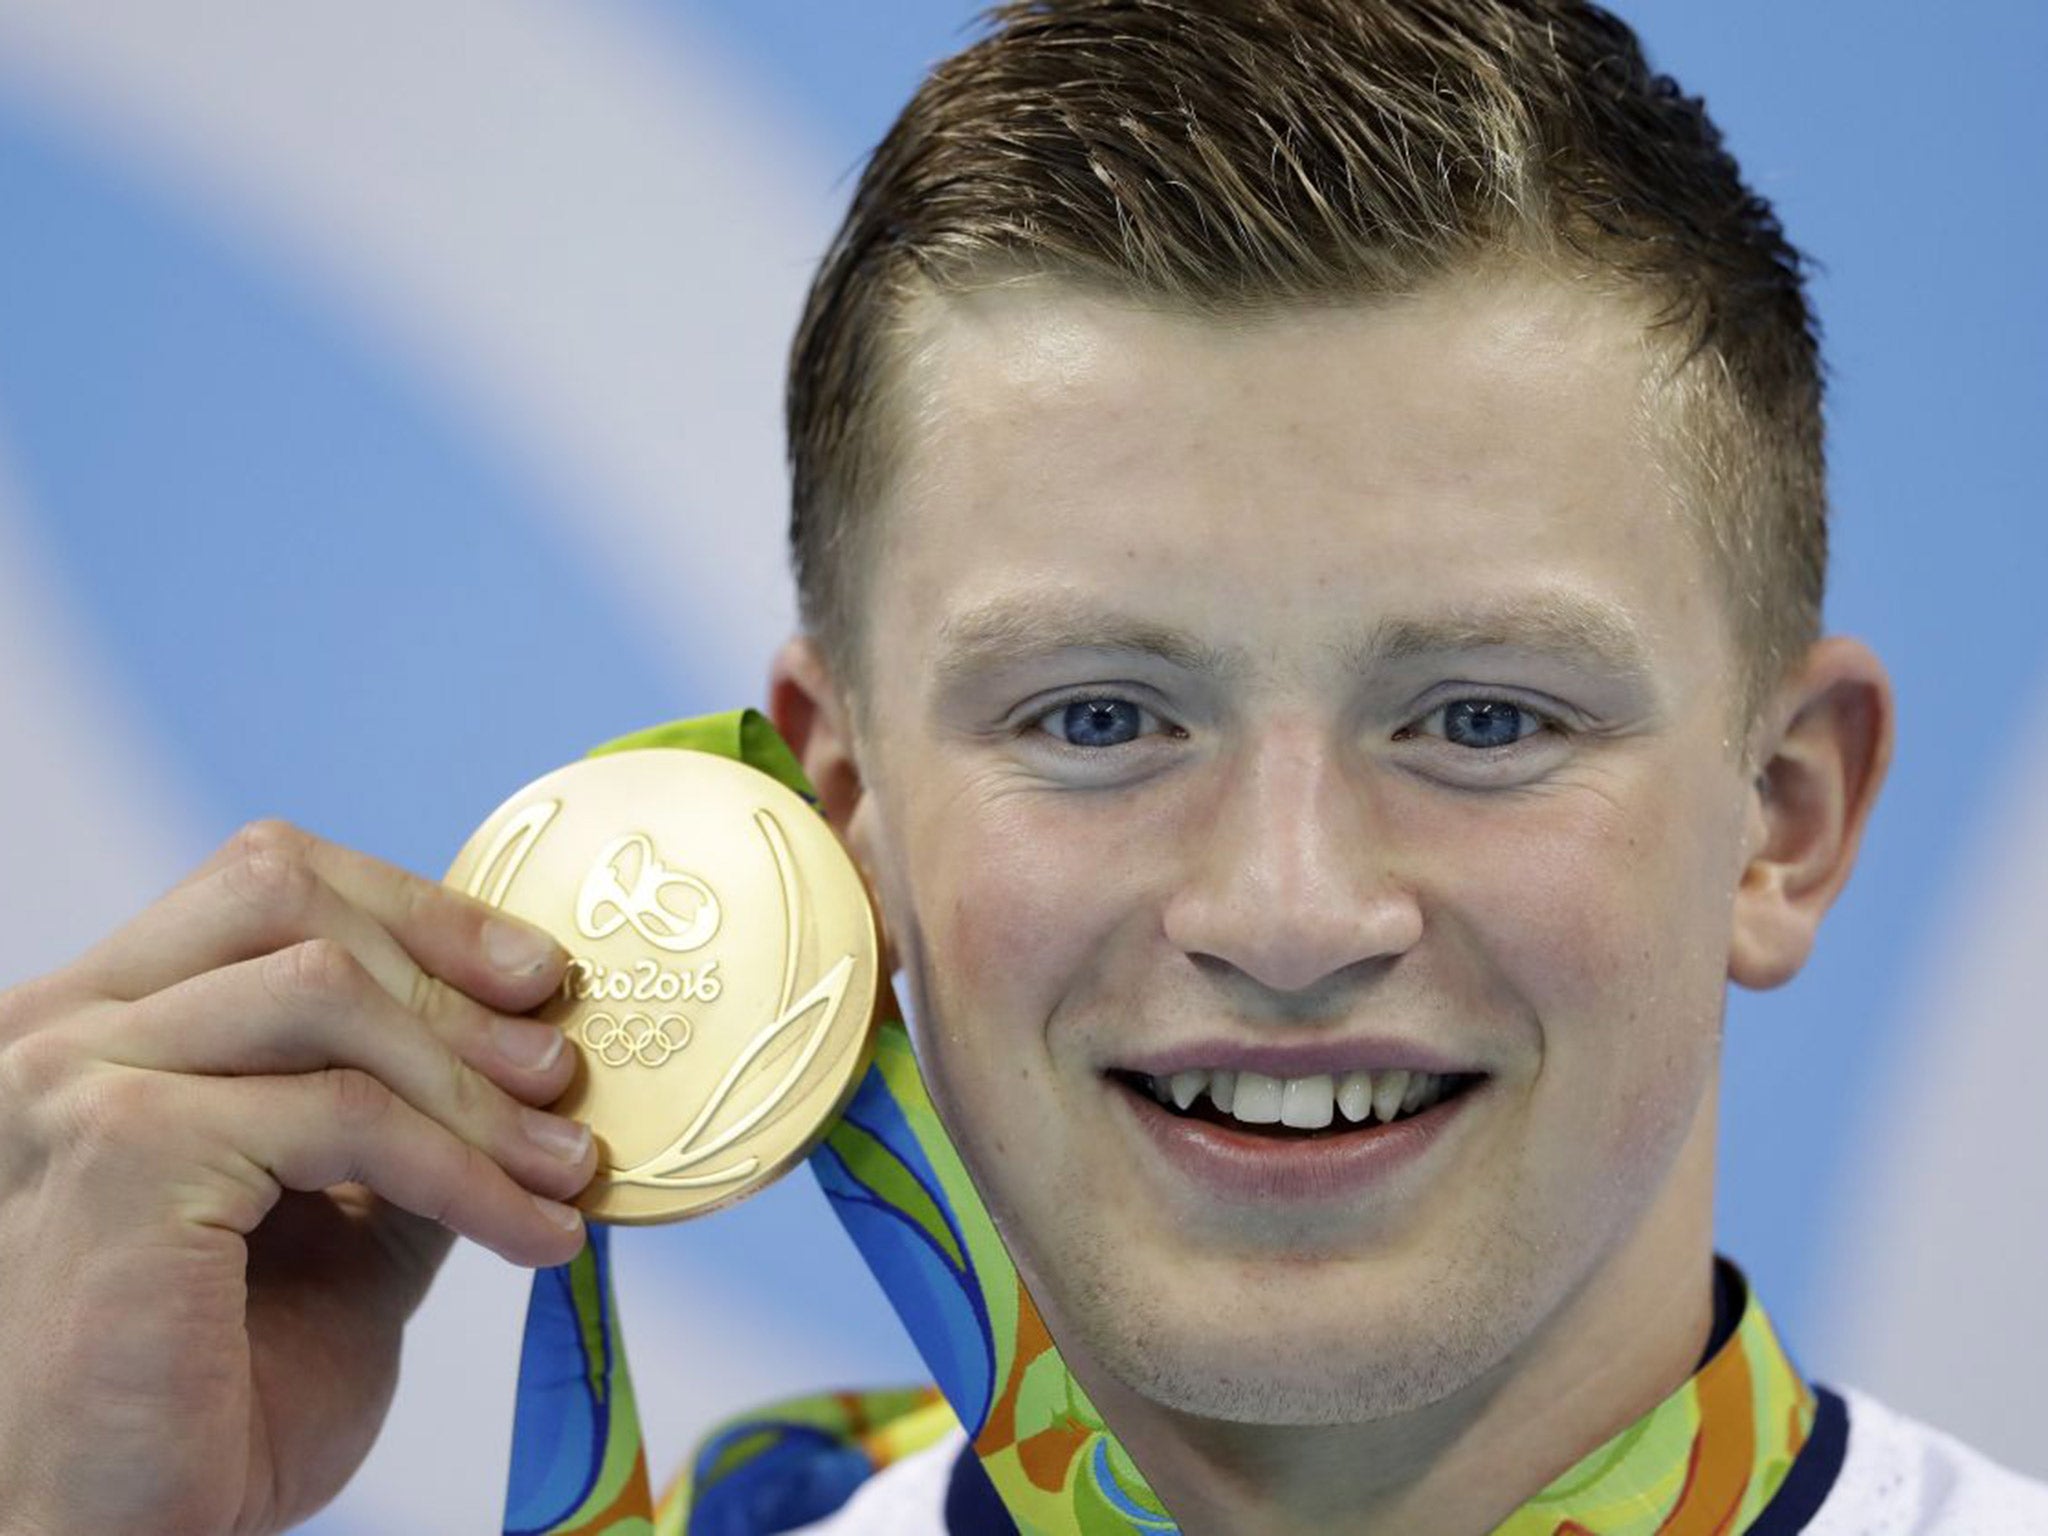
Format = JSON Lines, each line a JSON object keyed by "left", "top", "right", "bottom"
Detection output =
{"left": 1728, "top": 636, "right": 1895, "bottom": 990}
{"left": 769, "top": 635, "right": 901, "bottom": 975}
{"left": 767, "top": 633, "right": 868, "bottom": 844}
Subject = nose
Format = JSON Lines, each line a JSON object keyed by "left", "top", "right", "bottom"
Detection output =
{"left": 1161, "top": 730, "right": 1422, "bottom": 996}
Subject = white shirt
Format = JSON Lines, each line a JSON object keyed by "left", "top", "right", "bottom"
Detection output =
{"left": 1806, "top": 1387, "right": 2048, "bottom": 1535}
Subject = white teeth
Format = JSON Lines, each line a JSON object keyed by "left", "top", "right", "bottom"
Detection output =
{"left": 1336, "top": 1071, "right": 1375, "bottom": 1124}
{"left": 1280, "top": 1073, "right": 1335, "bottom": 1129}
{"left": 1141, "top": 1063, "right": 1462, "bottom": 1130}
{"left": 1231, "top": 1071, "right": 1284, "bottom": 1124}
{"left": 1402, "top": 1071, "right": 1430, "bottom": 1113}
{"left": 1372, "top": 1070, "right": 1410, "bottom": 1124}
{"left": 1209, "top": 1070, "right": 1237, "bottom": 1114}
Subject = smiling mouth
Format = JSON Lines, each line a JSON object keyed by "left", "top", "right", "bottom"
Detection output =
{"left": 1111, "top": 1067, "right": 1486, "bottom": 1140}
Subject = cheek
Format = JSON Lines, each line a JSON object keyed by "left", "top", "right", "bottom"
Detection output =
{"left": 1407, "top": 768, "right": 1743, "bottom": 1122}
{"left": 886, "top": 782, "right": 1135, "bottom": 1090}
{"left": 1386, "top": 789, "right": 1727, "bottom": 1251}
{"left": 875, "top": 780, "right": 1156, "bottom": 1227}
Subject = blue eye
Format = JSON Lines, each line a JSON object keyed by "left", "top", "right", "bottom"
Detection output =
{"left": 1437, "top": 699, "right": 1544, "bottom": 749}
{"left": 1050, "top": 697, "right": 1147, "bottom": 748}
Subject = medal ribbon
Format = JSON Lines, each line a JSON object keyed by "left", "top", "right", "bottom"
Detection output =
{"left": 501, "top": 712, "right": 1816, "bottom": 1536}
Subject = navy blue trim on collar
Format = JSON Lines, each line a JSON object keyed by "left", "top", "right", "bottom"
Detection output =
{"left": 945, "top": 1444, "right": 1020, "bottom": 1536}
{"left": 1701, "top": 1256, "right": 1745, "bottom": 1370}
{"left": 1747, "top": 1384, "right": 1849, "bottom": 1535}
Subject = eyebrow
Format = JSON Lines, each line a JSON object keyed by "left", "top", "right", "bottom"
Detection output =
{"left": 1354, "top": 593, "right": 1656, "bottom": 683}
{"left": 934, "top": 593, "right": 1253, "bottom": 685}
{"left": 932, "top": 589, "right": 1656, "bottom": 688}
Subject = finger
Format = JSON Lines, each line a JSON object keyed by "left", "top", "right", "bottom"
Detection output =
{"left": 76, "top": 821, "right": 568, "bottom": 1017}
{"left": 78, "top": 828, "right": 424, "bottom": 1005}
{"left": 298, "top": 829, "right": 570, "bottom": 1012}
{"left": 194, "top": 1069, "right": 589, "bottom": 1268}
{"left": 94, "top": 939, "right": 596, "bottom": 1203}
{"left": 79, "top": 837, "right": 575, "bottom": 1105}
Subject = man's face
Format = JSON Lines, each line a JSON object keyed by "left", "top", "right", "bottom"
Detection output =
{"left": 837, "top": 269, "right": 1758, "bottom": 1425}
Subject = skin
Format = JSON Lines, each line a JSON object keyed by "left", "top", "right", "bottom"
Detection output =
{"left": 0, "top": 824, "right": 596, "bottom": 1535}
{"left": 771, "top": 267, "right": 1892, "bottom": 1534}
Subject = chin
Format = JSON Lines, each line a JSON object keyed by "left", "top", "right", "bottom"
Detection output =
{"left": 1108, "top": 1331, "right": 1493, "bottom": 1427}
{"left": 1044, "top": 1236, "right": 1546, "bottom": 1429}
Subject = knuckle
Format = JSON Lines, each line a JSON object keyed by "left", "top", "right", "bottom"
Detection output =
{"left": 450, "top": 1139, "right": 507, "bottom": 1221}
{"left": 226, "top": 821, "right": 315, "bottom": 891}
{"left": 0, "top": 1024, "right": 83, "bottom": 1111}
{"left": 58, "top": 1066, "right": 164, "bottom": 1157}
{"left": 322, "top": 1066, "right": 395, "bottom": 1131}
{"left": 221, "top": 825, "right": 326, "bottom": 938}
{"left": 227, "top": 817, "right": 308, "bottom": 869}
{"left": 442, "top": 1049, "right": 496, "bottom": 1130}
{"left": 412, "top": 1138, "right": 493, "bottom": 1231}
{"left": 400, "top": 872, "right": 482, "bottom": 969}
{"left": 393, "top": 864, "right": 437, "bottom": 931}
{"left": 0, "top": 970, "right": 62, "bottom": 1044}
{"left": 269, "top": 938, "right": 366, "bottom": 1010}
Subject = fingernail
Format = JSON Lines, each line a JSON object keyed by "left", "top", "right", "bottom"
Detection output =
{"left": 532, "top": 1194, "right": 584, "bottom": 1232}
{"left": 523, "top": 1107, "right": 592, "bottom": 1164}
{"left": 493, "top": 1018, "right": 565, "bottom": 1071}
{"left": 484, "top": 917, "right": 560, "bottom": 977}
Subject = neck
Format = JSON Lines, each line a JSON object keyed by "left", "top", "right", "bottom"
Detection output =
{"left": 1069, "top": 1113, "right": 1719, "bottom": 1536}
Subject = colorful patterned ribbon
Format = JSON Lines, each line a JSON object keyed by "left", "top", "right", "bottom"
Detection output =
{"left": 502, "top": 711, "right": 1817, "bottom": 1536}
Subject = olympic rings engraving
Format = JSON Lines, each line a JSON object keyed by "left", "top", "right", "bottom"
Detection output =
{"left": 580, "top": 1010, "right": 693, "bottom": 1069}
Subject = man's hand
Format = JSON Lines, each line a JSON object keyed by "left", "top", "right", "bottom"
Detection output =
{"left": 0, "top": 821, "right": 597, "bottom": 1536}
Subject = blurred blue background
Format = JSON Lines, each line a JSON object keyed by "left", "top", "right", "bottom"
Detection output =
{"left": 0, "top": 3, "right": 2039, "bottom": 1527}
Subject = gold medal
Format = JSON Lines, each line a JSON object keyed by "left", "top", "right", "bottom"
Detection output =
{"left": 444, "top": 749, "right": 882, "bottom": 1224}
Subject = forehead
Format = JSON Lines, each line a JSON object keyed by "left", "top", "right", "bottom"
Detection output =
{"left": 889, "top": 265, "right": 1661, "bottom": 485}
{"left": 863, "top": 268, "right": 1723, "bottom": 693}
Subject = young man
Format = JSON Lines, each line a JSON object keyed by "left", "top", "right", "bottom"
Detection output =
{"left": 0, "top": 3, "right": 2040, "bottom": 1534}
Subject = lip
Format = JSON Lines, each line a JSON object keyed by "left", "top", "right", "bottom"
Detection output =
{"left": 1114, "top": 1073, "right": 1484, "bottom": 1203}
{"left": 1115, "top": 1038, "right": 1486, "bottom": 1080}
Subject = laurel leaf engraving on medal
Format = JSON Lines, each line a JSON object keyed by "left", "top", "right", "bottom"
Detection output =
{"left": 607, "top": 808, "right": 856, "bottom": 1191}
{"left": 462, "top": 798, "right": 561, "bottom": 908}
{"left": 610, "top": 956, "right": 854, "bottom": 1189}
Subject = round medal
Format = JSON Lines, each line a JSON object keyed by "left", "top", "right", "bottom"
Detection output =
{"left": 443, "top": 749, "right": 882, "bottom": 1223}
